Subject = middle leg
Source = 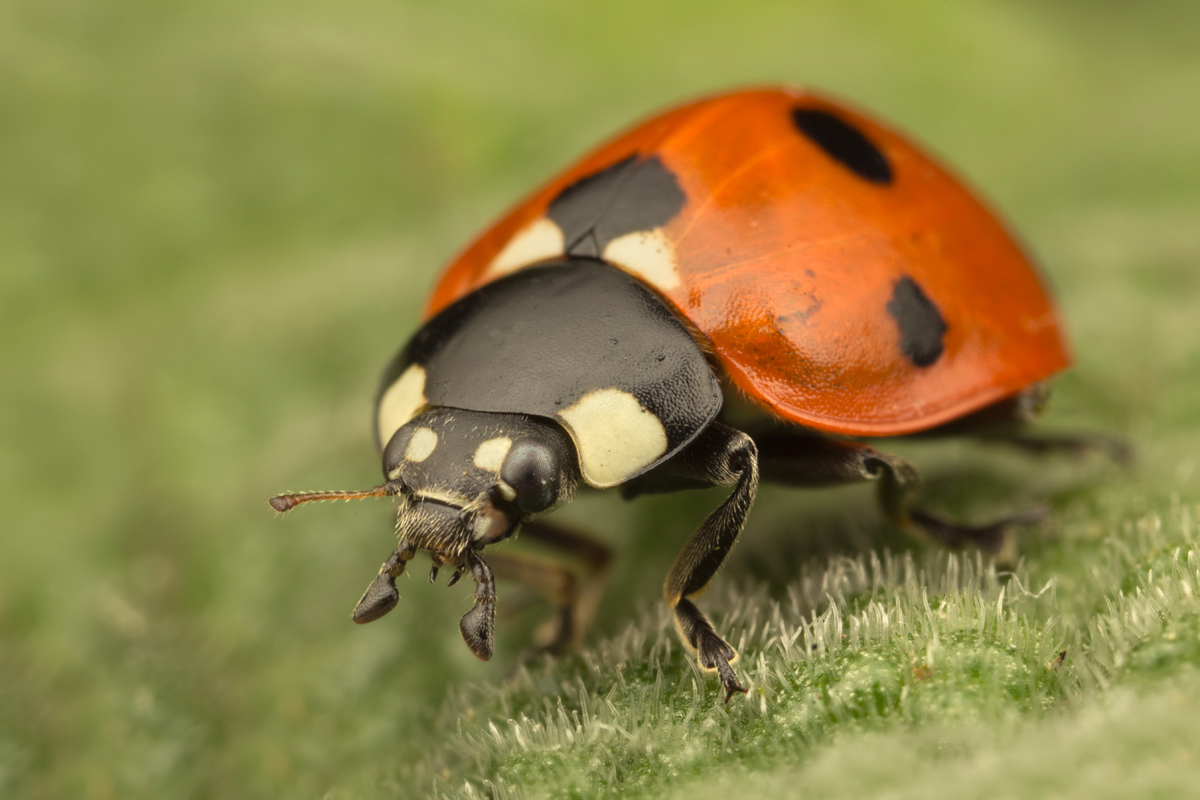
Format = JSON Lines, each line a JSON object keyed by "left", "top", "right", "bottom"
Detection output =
{"left": 755, "top": 429, "right": 1042, "bottom": 556}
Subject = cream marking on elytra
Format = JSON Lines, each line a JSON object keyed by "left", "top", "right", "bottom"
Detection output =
{"left": 472, "top": 436, "right": 513, "bottom": 473}
{"left": 557, "top": 388, "right": 668, "bottom": 488}
{"left": 602, "top": 228, "right": 680, "bottom": 291}
{"left": 377, "top": 364, "right": 427, "bottom": 446}
{"left": 486, "top": 217, "right": 565, "bottom": 276}
{"left": 404, "top": 427, "right": 438, "bottom": 463}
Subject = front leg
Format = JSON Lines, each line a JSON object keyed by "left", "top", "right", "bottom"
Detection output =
{"left": 629, "top": 422, "right": 759, "bottom": 702}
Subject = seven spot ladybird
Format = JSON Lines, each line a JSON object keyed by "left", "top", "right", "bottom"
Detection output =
{"left": 271, "top": 87, "right": 1083, "bottom": 701}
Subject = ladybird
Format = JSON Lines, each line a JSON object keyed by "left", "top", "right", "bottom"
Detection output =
{"left": 271, "top": 87, "right": 1075, "bottom": 701}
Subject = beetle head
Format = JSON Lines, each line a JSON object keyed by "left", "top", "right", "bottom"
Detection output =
{"left": 378, "top": 407, "right": 578, "bottom": 559}
{"left": 269, "top": 407, "right": 579, "bottom": 659}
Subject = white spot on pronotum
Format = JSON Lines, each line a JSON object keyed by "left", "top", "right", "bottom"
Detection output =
{"left": 377, "top": 364, "right": 427, "bottom": 447}
{"left": 472, "top": 437, "right": 513, "bottom": 473}
{"left": 557, "top": 388, "right": 668, "bottom": 488}
{"left": 602, "top": 228, "right": 680, "bottom": 291}
{"left": 486, "top": 217, "right": 566, "bottom": 276}
{"left": 404, "top": 427, "right": 438, "bottom": 463}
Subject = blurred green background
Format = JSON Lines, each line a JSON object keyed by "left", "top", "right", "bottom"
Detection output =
{"left": 3, "top": 1, "right": 1199, "bottom": 797}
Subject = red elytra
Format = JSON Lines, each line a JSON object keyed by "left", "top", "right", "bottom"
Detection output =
{"left": 424, "top": 87, "right": 1071, "bottom": 437}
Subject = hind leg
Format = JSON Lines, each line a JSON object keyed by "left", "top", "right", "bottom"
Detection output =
{"left": 914, "top": 384, "right": 1131, "bottom": 463}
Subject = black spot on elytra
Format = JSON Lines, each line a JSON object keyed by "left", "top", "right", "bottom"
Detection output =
{"left": 792, "top": 108, "right": 893, "bottom": 185}
{"left": 887, "top": 276, "right": 947, "bottom": 367}
{"left": 547, "top": 155, "right": 686, "bottom": 256}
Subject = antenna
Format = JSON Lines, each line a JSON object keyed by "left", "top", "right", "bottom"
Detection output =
{"left": 269, "top": 482, "right": 400, "bottom": 513}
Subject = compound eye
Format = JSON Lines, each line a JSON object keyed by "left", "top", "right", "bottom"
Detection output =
{"left": 500, "top": 439, "right": 560, "bottom": 514}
